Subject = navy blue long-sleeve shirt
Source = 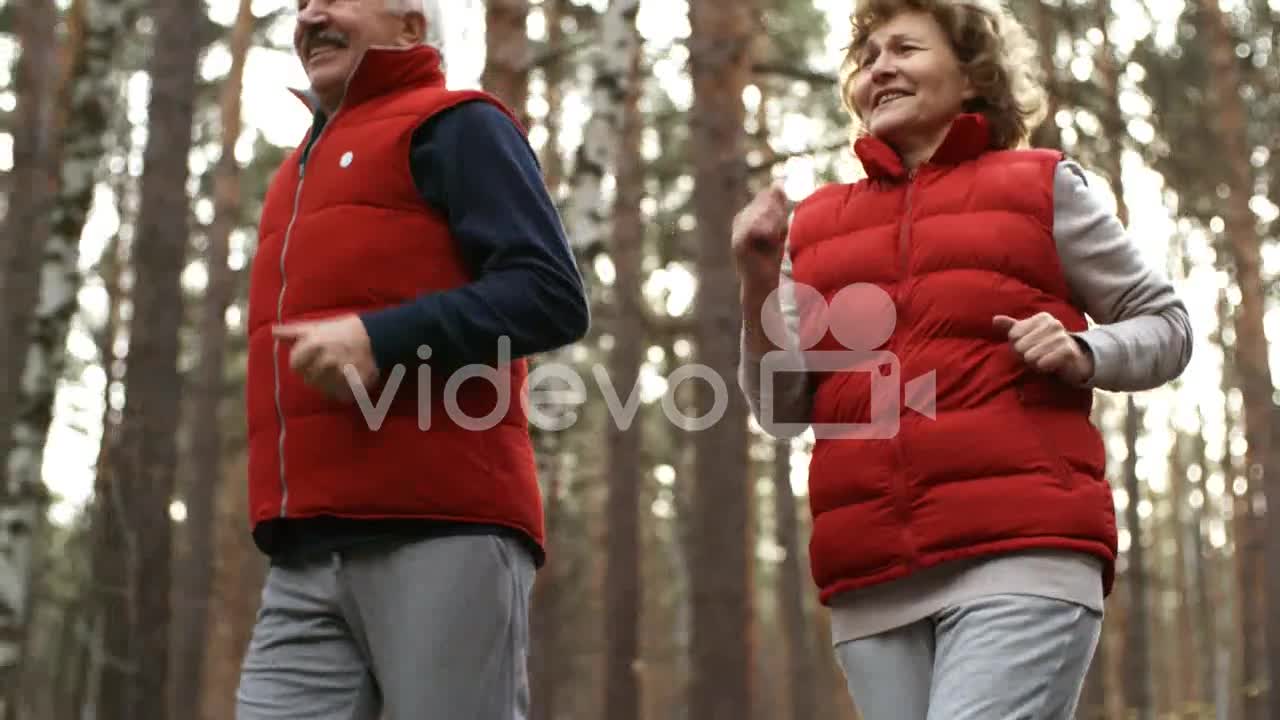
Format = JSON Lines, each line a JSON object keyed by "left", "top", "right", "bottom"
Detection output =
{"left": 360, "top": 100, "right": 588, "bottom": 372}
{"left": 254, "top": 100, "right": 587, "bottom": 563}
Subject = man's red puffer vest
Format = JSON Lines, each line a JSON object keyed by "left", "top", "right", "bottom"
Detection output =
{"left": 789, "top": 114, "right": 1117, "bottom": 604}
{"left": 245, "top": 46, "right": 543, "bottom": 554}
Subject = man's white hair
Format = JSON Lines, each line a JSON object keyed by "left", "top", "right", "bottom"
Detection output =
{"left": 384, "top": 0, "right": 445, "bottom": 51}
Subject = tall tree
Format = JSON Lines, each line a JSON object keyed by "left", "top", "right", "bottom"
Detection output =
{"left": 482, "top": 0, "right": 531, "bottom": 127}
{"left": 1121, "top": 397, "right": 1153, "bottom": 720}
{"left": 771, "top": 439, "right": 817, "bottom": 720}
{"left": 687, "top": 0, "right": 754, "bottom": 716}
{"left": 0, "top": 0, "right": 59, "bottom": 710}
{"left": 94, "top": 0, "right": 202, "bottom": 714}
{"left": 171, "top": 0, "right": 255, "bottom": 712}
{"left": 1089, "top": 7, "right": 1152, "bottom": 716}
{"left": 1195, "top": 4, "right": 1280, "bottom": 716}
{"left": 601, "top": 1, "right": 645, "bottom": 718}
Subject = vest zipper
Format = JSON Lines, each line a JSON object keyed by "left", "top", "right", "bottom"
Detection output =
{"left": 891, "top": 168, "right": 919, "bottom": 563}
{"left": 273, "top": 110, "right": 342, "bottom": 518}
{"left": 273, "top": 160, "right": 307, "bottom": 517}
{"left": 272, "top": 56, "right": 365, "bottom": 518}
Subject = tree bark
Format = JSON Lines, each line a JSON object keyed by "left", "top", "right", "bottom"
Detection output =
{"left": 482, "top": 0, "right": 531, "bottom": 128}
{"left": 1195, "top": 4, "right": 1279, "bottom": 717}
{"left": 529, "top": 432, "right": 563, "bottom": 720}
{"left": 5, "top": 0, "right": 140, "bottom": 703}
{"left": 1191, "top": 422, "right": 1218, "bottom": 717}
{"left": 602, "top": 3, "right": 645, "bottom": 717}
{"left": 538, "top": 0, "right": 566, "bottom": 196}
{"left": 198, "top": 448, "right": 264, "bottom": 720}
{"left": 1028, "top": 0, "right": 1061, "bottom": 150}
{"left": 687, "top": 0, "right": 754, "bottom": 715}
{"left": 94, "top": 0, "right": 201, "bottom": 714}
{"left": 772, "top": 439, "right": 817, "bottom": 720}
{"left": 1168, "top": 432, "right": 1198, "bottom": 712}
{"left": 171, "top": 0, "right": 254, "bottom": 713}
{"left": 1122, "top": 397, "right": 1154, "bottom": 720}
{"left": 0, "top": 1, "right": 60, "bottom": 709}
{"left": 565, "top": 0, "right": 641, "bottom": 259}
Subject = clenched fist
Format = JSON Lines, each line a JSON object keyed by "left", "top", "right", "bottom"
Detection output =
{"left": 732, "top": 183, "right": 790, "bottom": 287}
{"left": 993, "top": 312, "right": 1095, "bottom": 385}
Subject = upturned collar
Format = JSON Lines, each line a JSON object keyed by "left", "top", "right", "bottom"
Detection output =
{"left": 853, "top": 112, "right": 992, "bottom": 181}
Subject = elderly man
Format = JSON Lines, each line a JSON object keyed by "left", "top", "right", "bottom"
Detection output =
{"left": 236, "top": 0, "right": 588, "bottom": 716}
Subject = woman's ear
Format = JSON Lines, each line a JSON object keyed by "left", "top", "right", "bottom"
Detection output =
{"left": 400, "top": 10, "right": 426, "bottom": 45}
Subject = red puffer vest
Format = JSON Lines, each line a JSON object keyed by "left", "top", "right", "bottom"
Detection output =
{"left": 789, "top": 114, "right": 1117, "bottom": 604}
{"left": 245, "top": 46, "right": 543, "bottom": 554}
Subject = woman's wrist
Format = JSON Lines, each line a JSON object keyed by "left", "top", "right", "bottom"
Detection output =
{"left": 740, "top": 274, "right": 783, "bottom": 355}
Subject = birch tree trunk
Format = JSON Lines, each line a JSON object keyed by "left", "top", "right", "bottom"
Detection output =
{"left": 602, "top": 2, "right": 645, "bottom": 716}
{"left": 564, "top": 0, "right": 641, "bottom": 258}
{"left": 94, "top": 0, "right": 201, "bottom": 713}
{"left": 687, "top": 0, "right": 754, "bottom": 714}
{"left": 171, "top": 0, "right": 254, "bottom": 712}
{"left": 0, "top": 0, "right": 59, "bottom": 711}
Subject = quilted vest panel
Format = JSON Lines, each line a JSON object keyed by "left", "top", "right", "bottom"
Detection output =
{"left": 787, "top": 120, "right": 1117, "bottom": 602}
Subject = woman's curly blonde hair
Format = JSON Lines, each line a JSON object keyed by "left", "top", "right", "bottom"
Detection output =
{"left": 838, "top": 0, "right": 1048, "bottom": 150}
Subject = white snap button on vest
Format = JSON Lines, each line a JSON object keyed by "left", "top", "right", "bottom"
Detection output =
{"left": 340, "top": 151, "right": 354, "bottom": 168}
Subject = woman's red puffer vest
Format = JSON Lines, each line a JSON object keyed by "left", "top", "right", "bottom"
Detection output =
{"left": 789, "top": 114, "right": 1117, "bottom": 604}
{"left": 245, "top": 46, "right": 543, "bottom": 554}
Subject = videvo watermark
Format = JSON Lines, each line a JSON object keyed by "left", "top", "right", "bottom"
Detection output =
{"left": 339, "top": 283, "right": 936, "bottom": 438}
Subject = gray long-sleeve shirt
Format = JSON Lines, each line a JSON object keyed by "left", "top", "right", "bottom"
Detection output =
{"left": 738, "top": 160, "right": 1193, "bottom": 643}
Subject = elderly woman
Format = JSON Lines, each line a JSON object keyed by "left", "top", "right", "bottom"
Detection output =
{"left": 734, "top": 1, "right": 1191, "bottom": 718}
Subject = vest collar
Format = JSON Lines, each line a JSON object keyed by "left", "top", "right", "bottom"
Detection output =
{"left": 853, "top": 113, "right": 991, "bottom": 182}
{"left": 290, "top": 44, "right": 446, "bottom": 116}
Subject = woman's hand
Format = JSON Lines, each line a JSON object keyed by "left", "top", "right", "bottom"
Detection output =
{"left": 732, "top": 183, "right": 790, "bottom": 288}
{"left": 993, "top": 313, "right": 1095, "bottom": 385}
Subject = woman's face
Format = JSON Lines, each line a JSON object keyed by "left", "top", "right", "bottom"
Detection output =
{"left": 851, "top": 10, "right": 975, "bottom": 153}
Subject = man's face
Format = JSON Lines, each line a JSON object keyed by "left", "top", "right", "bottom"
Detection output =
{"left": 293, "top": 0, "right": 420, "bottom": 111}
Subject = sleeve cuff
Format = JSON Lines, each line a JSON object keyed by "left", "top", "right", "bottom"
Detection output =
{"left": 1071, "top": 329, "right": 1119, "bottom": 389}
{"left": 359, "top": 303, "right": 431, "bottom": 373}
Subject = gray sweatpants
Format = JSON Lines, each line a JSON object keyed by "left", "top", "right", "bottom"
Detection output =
{"left": 835, "top": 594, "right": 1102, "bottom": 720}
{"left": 236, "top": 534, "right": 535, "bottom": 720}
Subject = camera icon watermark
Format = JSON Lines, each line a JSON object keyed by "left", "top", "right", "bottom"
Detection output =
{"left": 758, "top": 281, "right": 935, "bottom": 439}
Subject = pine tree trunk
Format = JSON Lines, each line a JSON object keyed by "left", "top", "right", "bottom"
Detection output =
{"left": 1095, "top": 16, "right": 1152, "bottom": 715}
{"left": 529, "top": 433, "right": 563, "bottom": 720}
{"left": 1191, "top": 423, "right": 1218, "bottom": 717}
{"left": 1217, "top": 288, "right": 1257, "bottom": 720}
{"left": 1028, "top": 0, "right": 1061, "bottom": 150}
{"left": 1168, "top": 432, "right": 1198, "bottom": 713}
{"left": 171, "top": 0, "right": 254, "bottom": 712}
{"left": 1195, "top": 4, "right": 1279, "bottom": 717}
{"left": 95, "top": 0, "right": 202, "bottom": 713}
{"left": 198, "top": 447, "right": 264, "bottom": 720}
{"left": 538, "top": 0, "right": 566, "bottom": 196}
{"left": 1123, "top": 397, "right": 1154, "bottom": 720}
{"left": 602, "top": 3, "right": 645, "bottom": 716}
{"left": 772, "top": 440, "right": 817, "bottom": 720}
{"left": 481, "top": 0, "right": 530, "bottom": 127}
{"left": 687, "top": 0, "right": 754, "bottom": 714}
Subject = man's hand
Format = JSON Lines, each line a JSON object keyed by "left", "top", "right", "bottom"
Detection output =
{"left": 993, "top": 312, "right": 1094, "bottom": 385}
{"left": 732, "top": 182, "right": 790, "bottom": 288}
{"left": 273, "top": 315, "right": 380, "bottom": 402}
